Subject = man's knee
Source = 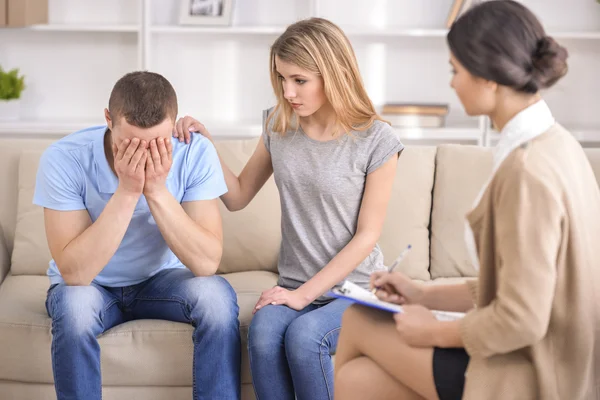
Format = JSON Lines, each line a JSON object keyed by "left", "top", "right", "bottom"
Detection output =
{"left": 47, "top": 285, "right": 105, "bottom": 335}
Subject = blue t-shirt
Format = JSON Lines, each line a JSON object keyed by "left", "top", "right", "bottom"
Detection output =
{"left": 33, "top": 126, "right": 228, "bottom": 287}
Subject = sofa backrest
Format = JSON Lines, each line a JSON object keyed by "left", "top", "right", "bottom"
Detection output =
{"left": 2, "top": 136, "right": 599, "bottom": 279}
{"left": 3, "top": 137, "right": 437, "bottom": 280}
{"left": 429, "top": 146, "right": 600, "bottom": 279}
{"left": 0, "top": 139, "right": 54, "bottom": 255}
{"left": 429, "top": 145, "right": 493, "bottom": 279}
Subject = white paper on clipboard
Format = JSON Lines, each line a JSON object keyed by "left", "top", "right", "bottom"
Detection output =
{"left": 328, "top": 281, "right": 465, "bottom": 322}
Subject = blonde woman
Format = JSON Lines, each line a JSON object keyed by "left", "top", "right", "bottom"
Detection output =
{"left": 334, "top": 1, "right": 600, "bottom": 400}
{"left": 174, "top": 18, "right": 403, "bottom": 400}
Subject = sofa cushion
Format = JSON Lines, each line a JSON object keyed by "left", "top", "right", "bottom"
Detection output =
{"left": 379, "top": 146, "right": 437, "bottom": 280}
{"left": 0, "top": 139, "right": 54, "bottom": 256}
{"left": 429, "top": 145, "right": 493, "bottom": 279}
{"left": 0, "top": 271, "right": 277, "bottom": 386}
{"left": 0, "top": 382, "right": 258, "bottom": 400}
{"left": 11, "top": 151, "right": 49, "bottom": 276}
{"left": 213, "top": 139, "right": 281, "bottom": 274}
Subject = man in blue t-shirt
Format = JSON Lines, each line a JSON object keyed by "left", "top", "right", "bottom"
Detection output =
{"left": 34, "top": 71, "right": 240, "bottom": 400}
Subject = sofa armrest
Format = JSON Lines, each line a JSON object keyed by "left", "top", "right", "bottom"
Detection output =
{"left": 0, "top": 223, "right": 10, "bottom": 286}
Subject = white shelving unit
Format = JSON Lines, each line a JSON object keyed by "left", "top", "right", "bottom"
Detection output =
{"left": 0, "top": 0, "right": 599, "bottom": 146}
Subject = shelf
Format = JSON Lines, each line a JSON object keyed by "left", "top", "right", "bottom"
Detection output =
{"left": 9, "top": 24, "right": 139, "bottom": 33}
{"left": 151, "top": 25, "right": 451, "bottom": 37}
{"left": 3, "top": 24, "right": 598, "bottom": 40}
{"left": 152, "top": 25, "right": 286, "bottom": 35}
{"left": 150, "top": 25, "right": 600, "bottom": 40}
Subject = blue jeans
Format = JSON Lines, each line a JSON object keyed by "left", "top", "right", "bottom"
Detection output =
{"left": 247, "top": 299, "right": 352, "bottom": 400}
{"left": 45, "top": 268, "right": 241, "bottom": 400}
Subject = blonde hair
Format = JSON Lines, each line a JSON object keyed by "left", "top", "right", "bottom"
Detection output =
{"left": 266, "top": 17, "right": 386, "bottom": 136}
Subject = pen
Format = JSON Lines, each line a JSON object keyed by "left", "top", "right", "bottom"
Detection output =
{"left": 371, "top": 244, "right": 412, "bottom": 294}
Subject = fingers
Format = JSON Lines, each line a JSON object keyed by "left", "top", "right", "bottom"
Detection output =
{"left": 253, "top": 287, "right": 283, "bottom": 314}
{"left": 157, "top": 137, "right": 169, "bottom": 162}
{"left": 174, "top": 118, "right": 184, "bottom": 141}
{"left": 136, "top": 151, "right": 148, "bottom": 173}
{"left": 370, "top": 271, "right": 387, "bottom": 289}
{"left": 253, "top": 296, "right": 275, "bottom": 314}
{"left": 149, "top": 139, "right": 161, "bottom": 165}
{"left": 116, "top": 138, "right": 131, "bottom": 161}
{"left": 378, "top": 291, "right": 405, "bottom": 304}
{"left": 166, "top": 138, "right": 173, "bottom": 159}
{"left": 372, "top": 272, "right": 394, "bottom": 288}
{"left": 129, "top": 140, "right": 147, "bottom": 167}
{"left": 123, "top": 138, "right": 140, "bottom": 163}
{"left": 183, "top": 129, "right": 192, "bottom": 144}
{"left": 175, "top": 116, "right": 197, "bottom": 143}
{"left": 146, "top": 148, "right": 154, "bottom": 173}
{"left": 184, "top": 116, "right": 203, "bottom": 144}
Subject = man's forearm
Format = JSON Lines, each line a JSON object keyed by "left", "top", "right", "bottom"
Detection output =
{"left": 59, "top": 188, "right": 138, "bottom": 285}
{"left": 146, "top": 187, "right": 222, "bottom": 276}
{"left": 422, "top": 283, "right": 474, "bottom": 313}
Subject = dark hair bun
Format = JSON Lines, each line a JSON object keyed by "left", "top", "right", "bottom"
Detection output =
{"left": 448, "top": 1, "right": 570, "bottom": 95}
{"left": 529, "top": 36, "right": 569, "bottom": 91}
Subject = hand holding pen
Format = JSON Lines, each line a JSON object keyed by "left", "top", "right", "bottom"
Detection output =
{"left": 371, "top": 244, "right": 411, "bottom": 294}
{"left": 369, "top": 245, "right": 426, "bottom": 305}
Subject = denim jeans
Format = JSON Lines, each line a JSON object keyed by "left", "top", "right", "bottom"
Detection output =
{"left": 45, "top": 268, "right": 241, "bottom": 400}
{"left": 247, "top": 298, "right": 352, "bottom": 400}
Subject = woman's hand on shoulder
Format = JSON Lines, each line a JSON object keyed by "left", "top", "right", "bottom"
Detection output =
{"left": 173, "top": 116, "right": 213, "bottom": 144}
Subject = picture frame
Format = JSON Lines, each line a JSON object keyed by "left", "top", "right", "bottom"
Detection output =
{"left": 179, "top": 0, "right": 234, "bottom": 26}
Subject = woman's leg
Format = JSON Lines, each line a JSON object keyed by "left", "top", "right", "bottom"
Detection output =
{"left": 336, "top": 357, "right": 425, "bottom": 400}
{"left": 284, "top": 299, "right": 352, "bottom": 400}
{"left": 248, "top": 303, "right": 316, "bottom": 400}
{"left": 335, "top": 304, "right": 439, "bottom": 400}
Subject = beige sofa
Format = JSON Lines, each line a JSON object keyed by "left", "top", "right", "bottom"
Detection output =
{"left": 0, "top": 136, "right": 598, "bottom": 400}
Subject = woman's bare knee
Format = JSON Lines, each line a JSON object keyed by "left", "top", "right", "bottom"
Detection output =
{"left": 335, "top": 356, "right": 424, "bottom": 400}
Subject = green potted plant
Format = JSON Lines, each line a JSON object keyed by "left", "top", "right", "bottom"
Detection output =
{"left": 0, "top": 66, "right": 26, "bottom": 121}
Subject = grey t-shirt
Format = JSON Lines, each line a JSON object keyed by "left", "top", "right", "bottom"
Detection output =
{"left": 262, "top": 109, "right": 404, "bottom": 302}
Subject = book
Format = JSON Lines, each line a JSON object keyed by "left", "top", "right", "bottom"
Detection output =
{"left": 381, "top": 103, "right": 449, "bottom": 116}
{"left": 328, "top": 281, "right": 465, "bottom": 322}
{"left": 445, "top": 0, "right": 475, "bottom": 28}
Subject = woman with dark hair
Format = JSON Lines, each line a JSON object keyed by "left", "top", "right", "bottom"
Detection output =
{"left": 334, "top": 1, "right": 600, "bottom": 399}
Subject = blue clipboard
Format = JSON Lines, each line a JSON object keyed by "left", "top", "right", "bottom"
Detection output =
{"left": 328, "top": 285, "right": 466, "bottom": 321}
{"left": 327, "top": 288, "right": 404, "bottom": 314}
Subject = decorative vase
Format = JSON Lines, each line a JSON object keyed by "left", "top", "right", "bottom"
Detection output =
{"left": 0, "top": 99, "right": 21, "bottom": 121}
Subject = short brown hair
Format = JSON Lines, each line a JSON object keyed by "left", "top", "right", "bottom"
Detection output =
{"left": 108, "top": 71, "right": 178, "bottom": 128}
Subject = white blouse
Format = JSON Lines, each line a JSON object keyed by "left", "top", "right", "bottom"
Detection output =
{"left": 465, "top": 100, "right": 556, "bottom": 271}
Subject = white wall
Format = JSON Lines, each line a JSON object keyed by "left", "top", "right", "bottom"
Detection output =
{"left": 0, "top": 0, "right": 599, "bottom": 143}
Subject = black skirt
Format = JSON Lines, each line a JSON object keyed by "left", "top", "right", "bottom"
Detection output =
{"left": 432, "top": 347, "right": 470, "bottom": 400}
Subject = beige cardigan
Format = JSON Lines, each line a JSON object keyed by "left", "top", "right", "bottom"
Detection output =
{"left": 460, "top": 124, "right": 600, "bottom": 400}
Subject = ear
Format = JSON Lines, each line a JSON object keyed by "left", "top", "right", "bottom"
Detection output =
{"left": 104, "top": 108, "right": 113, "bottom": 130}
{"left": 482, "top": 78, "right": 498, "bottom": 93}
